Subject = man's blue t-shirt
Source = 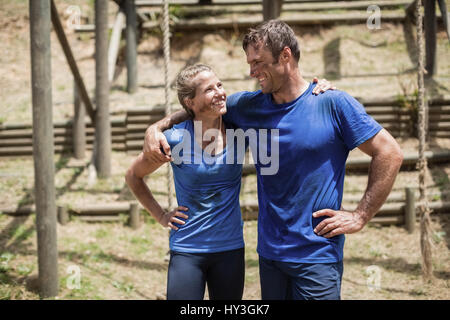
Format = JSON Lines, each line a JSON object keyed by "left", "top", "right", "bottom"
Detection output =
{"left": 164, "top": 120, "right": 245, "bottom": 253}
{"left": 224, "top": 83, "right": 382, "bottom": 263}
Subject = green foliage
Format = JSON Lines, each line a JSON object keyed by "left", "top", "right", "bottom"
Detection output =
{"left": 396, "top": 90, "right": 419, "bottom": 137}
{"left": 0, "top": 252, "right": 14, "bottom": 273}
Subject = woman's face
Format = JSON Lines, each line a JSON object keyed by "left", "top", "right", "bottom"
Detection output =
{"left": 187, "top": 71, "right": 227, "bottom": 119}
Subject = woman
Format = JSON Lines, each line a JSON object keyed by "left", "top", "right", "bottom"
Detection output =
{"left": 126, "top": 64, "right": 245, "bottom": 300}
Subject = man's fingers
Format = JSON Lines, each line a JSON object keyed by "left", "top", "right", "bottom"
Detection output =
{"left": 313, "top": 216, "right": 335, "bottom": 234}
{"left": 323, "top": 227, "right": 344, "bottom": 238}
{"left": 152, "top": 148, "right": 170, "bottom": 163}
{"left": 313, "top": 209, "right": 335, "bottom": 218}
{"left": 160, "top": 137, "right": 172, "bottom": 157}
{"left": 317, "top": 221, "right": 338, "bottom": 236}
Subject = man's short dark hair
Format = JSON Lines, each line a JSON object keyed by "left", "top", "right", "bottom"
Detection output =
{"left": 243, "top": 20, "right": 300, "bottom": 63}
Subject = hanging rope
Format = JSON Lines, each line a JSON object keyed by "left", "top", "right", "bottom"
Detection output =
{"left": 162, "top": 0, "right": 174, "bottom": 210}
{"left": 416, "top": 0, "right": 433, "bottom": 281}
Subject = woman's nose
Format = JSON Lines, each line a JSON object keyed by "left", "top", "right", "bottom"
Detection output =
{"left": 216, "top": 87, "right": 226, "bottom": 98}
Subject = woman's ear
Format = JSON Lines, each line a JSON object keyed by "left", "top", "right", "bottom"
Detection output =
{"left": 184, "top": 97, "right": 194, "bottom": 109}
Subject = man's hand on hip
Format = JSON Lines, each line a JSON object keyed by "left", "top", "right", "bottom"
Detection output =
{"left": 312, "top": 209, "right": 366, "bottom": 238}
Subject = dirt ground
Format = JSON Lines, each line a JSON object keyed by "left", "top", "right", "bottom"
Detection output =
{"left": 0, "top": 190, "right": 449, "bottom": 300}
{"left": 1, "top": 1, "right": 449, "bottom": 300}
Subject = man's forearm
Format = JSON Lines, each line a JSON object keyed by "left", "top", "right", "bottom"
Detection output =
{"left": 155, "top": 110, "right": 190, "bottom": 131}
{"left": 355, "top": 152, "right": 402, "bottom": 224}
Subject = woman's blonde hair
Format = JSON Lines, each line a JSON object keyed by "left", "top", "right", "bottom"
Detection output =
{"left": 175, "top": 64, "right": 213, "bottom": 118}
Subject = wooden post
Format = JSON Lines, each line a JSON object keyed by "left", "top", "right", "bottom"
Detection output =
{"left": 424, "top": 0, "right": 437, "bottom": 78}
{"left": 125, "top": 0, "right": 138, "bottom": 93}
{"left": 404, "top": 187, "right": 416, "bottom": 233}
{"left": 95, "top": 0, "right": 112, "bottom": 178}
{"left": 50, "top": 0, "right": 96, "bottom": 124}
{"left": 263, "top": 0, "right": 283, "bottom": 21}
{"left": 57, "top": 206, "right": 70, "bottom": 225}
{"left": 73, "top": 80, "right": 86, "bottom": 159}
{"left": 129, "top": 202, "right": 140, "bottom": 229}
{"left": 29, "top": 0, "right": 59, "bottom": 298}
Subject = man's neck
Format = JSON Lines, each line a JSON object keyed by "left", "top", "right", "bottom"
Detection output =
{"left": 271, "top": 71, "right": 309, "bottom": 105}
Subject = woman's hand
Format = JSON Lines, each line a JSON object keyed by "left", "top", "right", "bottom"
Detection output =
{"left": 159, "top": 206, "right": 189, "bottom": 230}
{"left": 312, "top": 77, "right": 337, "bottom": 95}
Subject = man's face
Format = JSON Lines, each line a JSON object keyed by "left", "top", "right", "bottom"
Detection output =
{"left": 246, "top": 43, "right": 284, "bottom": 94}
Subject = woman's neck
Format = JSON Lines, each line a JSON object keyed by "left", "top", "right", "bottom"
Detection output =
{"left": 193, "top": 116, "right": 225, "bottom": 154}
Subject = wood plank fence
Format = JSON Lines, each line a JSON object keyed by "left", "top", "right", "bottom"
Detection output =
{"left": 1, "top": 97, "right": 449, "bottom": 157}
{"left": 2, "top": 189, "right": 449, "bottom": 232}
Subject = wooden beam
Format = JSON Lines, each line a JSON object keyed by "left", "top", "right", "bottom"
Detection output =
{"left": 29, "top": 0, "right": 59, "bottom": 299}
{"left": 50, "top": 0, "right": 96, "bottom": 123}
{"left": 125, "top": 0, "right": 138, "bottom": 93}
{"left": 109, "top": 9, "right": 126, "bottom": 83}
{"left": 263, "top": 0, "right": 283, "bottom": 21}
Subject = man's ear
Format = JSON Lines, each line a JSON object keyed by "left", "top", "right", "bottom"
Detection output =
{"left": 279, "top": 46, "right": 292, "bottom": 64}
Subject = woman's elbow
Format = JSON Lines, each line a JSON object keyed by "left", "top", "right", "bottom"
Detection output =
{"left": 125, "top": 168, "right": 136, "bottom": 187}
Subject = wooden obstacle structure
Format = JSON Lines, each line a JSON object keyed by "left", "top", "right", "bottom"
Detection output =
{"left": 1, "top": 96, "right": 450, "bottom": 157}
{"left": 74, "top": 0, "right": 446, "bottom": 32}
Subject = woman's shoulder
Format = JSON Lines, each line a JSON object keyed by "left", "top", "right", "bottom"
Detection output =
{"left": 163, "top": 120, "right": 192, "bottom": 146}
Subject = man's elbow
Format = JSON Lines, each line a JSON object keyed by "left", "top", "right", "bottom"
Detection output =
{"left": 390, "top": 143, "right": 404, "bottom": 170}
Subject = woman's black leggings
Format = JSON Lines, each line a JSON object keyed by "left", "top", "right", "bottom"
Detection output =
{"left": 167, "top": 247, "right": 245, "bottom": 300}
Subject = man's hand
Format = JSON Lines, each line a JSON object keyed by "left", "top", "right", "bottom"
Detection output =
{"left": 143, "top": 124, "right": 172, "bottom": 163}
{"left": 312, "top": 77, "right": 337, "bottom": 95}
{"left": 159, "top": 206, "right": 189, "bottom": 231}
{"left": 312, "top": 209, "right": 365, "bottom": 238}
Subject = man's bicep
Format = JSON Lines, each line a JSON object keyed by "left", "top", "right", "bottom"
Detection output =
{"left": 357, "top": 129, "right": 397, "bottom": 157}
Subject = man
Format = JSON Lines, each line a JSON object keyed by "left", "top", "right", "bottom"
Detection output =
{"left": 143, "top": 20, "right": 403, "bottom": 300}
